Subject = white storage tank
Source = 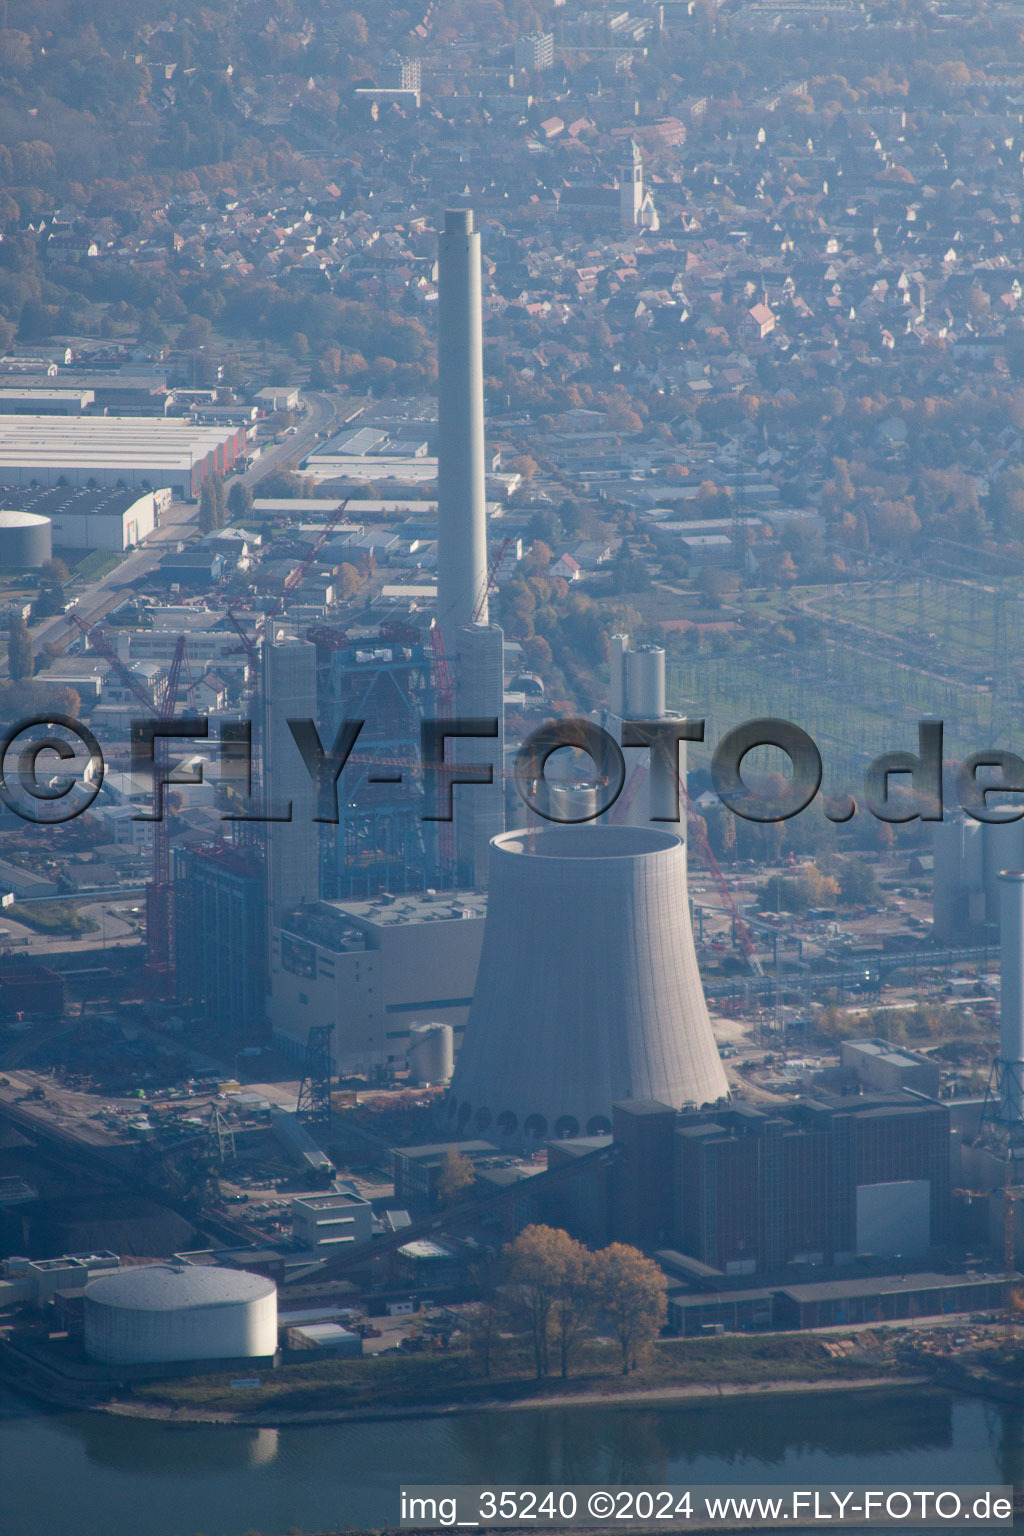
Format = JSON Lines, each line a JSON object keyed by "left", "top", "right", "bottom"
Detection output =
{"left": 407, "top": 1022, "right": 455, "bottom": 1086}
{"left": 0, "top": 510, "right": 52, "bottom": 569}
{"left": 84, "top": 1264, "right": 277, "bottom": 1365}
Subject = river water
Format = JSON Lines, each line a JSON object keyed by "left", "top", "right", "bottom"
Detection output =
{"left": 0, "top": 1387, "right": 1019, "bottom": 1536}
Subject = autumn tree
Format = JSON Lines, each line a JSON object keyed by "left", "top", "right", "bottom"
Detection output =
{"left": 549, "top": 1233, "right": 594, "bottom": 1380}
{"left": 199, "top": 476, "right": 226, "bottom": 532}
{"left": 592, "top": 1244, "right": 667, "bottom": 1375}
{"left": 437, "top": 1147, "right": 476, "bottom": 1206}
{"left": 7, "top": 611, "right": 33, "bottom": 681}
{"left": 502, "top": 1224, "right": 566, "bottom": 1378}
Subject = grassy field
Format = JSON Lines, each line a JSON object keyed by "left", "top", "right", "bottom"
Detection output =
{"left": 6, "top": 902, "right": 99, "bottom": 935}
{"left": 71, "top": 550, "right": 121, "bottom": 583}
{"left": 129, "top": 1334, "right": 889, "bottom": 1418}
{"left": 670, "top": 576, "right": 1022, "bottom": 791}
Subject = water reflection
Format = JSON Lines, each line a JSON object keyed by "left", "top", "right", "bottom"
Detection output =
{"left": 445, "top": 1391, "right": 954, "bottom": 1483}
{"left": 0, "top": 1389, "right": 1007, "bottom": 1536}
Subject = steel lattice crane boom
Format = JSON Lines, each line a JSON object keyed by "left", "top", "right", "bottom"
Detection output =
{"left": 471, "top": 536, "right": 514, "bottom": 625}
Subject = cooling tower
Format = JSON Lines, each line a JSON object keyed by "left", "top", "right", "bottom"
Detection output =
{"left": 447, "top": 825, "right": 728, "bottom": 1142}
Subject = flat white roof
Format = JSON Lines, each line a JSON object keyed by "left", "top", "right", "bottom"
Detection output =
{"left": 0, "top": 415, "right": 241, "bottom": 467}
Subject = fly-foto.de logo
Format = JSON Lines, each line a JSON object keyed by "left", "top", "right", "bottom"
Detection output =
{"left": 0, "top": 712, "right": 1019, "bottom": 829}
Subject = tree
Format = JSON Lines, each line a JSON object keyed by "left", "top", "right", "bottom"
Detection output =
{"left": 227, "top": 480, "right": 253, "bottom": 518}
{"left": 437, "top": 1146, "right": 476, "bottom": 1206}
{"left": 592, "top": 1243, "right": 667, "bottom": 1374}
{"left": 199, "top": 476, "right": 226, "bottom": 532}
{"left": 336, "top": 562, "right": 362, "bottom": 599}
{"left": 7, "top": 612, "right": 33, "bottom": 681}
{"left": 40, "top": 557, "right": 70, "bottom": 583}
{"left": 549, "top": 1234, "right": 594, "bottom": 1380}
{"left": 502, "top": 1224, "right": 564, "bottom": 1378}
{"left": 837, "top": 857, "right": 881, "bottom": 907}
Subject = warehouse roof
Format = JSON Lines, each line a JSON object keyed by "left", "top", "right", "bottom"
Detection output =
{"left": 778, "top": 1271, "right": 1017, "bottom": 1303}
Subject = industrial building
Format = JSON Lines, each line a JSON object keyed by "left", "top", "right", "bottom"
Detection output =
{"left": 83, "top": 1263, "right": 278, "bottom": 1366}
{"left": 667, "top": 1271, "right": 1015, "bottom": 1336}
{"left": 392, "top": 1140, "right": 498, "bottom": 1204}
{"left": 0, "top": 387, "right": 94, "bottom": 414}
{"left": 543, "top": 1089, "right": 952, "bottom": 1270}
{"left": 0, "top": 484, "right": 161, "bottom": 552}
{"left": 447, "top": 826, "right": 728, "bottom": 1143}
{"left": 264, "top": 635, "right": 320, "bottom": 926}
{"left": 840, "top": 1039, "right": 941, "bottom": 1098}
{"left": 174, "top": 846, "right": 267, "bottom": 1028}
{"left": 269, "top": 890, "right": 485, "bottom": 1075}
{"left": 291, "top": 1192, "right": 373, "bottom": 1253}
{"left": 673, "top": 1095, "right": 951, "bottom": 1272}
{"left": 0, "top": 416, "right": 246, "bottom": 497}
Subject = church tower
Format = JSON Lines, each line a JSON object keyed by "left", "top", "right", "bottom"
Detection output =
{"left": 619, "top": 138, "right": 644, "bottom": 227}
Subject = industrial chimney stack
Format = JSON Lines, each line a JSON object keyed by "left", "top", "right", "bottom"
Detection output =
{"left": 435, "top": 209, "right": 505, "bottom": 888}
{"left": 437, "top": 208, "right": 488, "bottom": 631}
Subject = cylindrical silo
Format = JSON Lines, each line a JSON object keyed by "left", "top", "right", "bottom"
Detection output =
{"left": 447, "top": 825, "right": 728, "bottom": 1142}
{"left": 407, "top": 1022, "right": 455, "bottom": 1086}
{"left": 624, "top": 644, "right": 666, "bottom": 719}
{"left": 84, "top": 1264, "right": 278, "bottom": 1365}
{"left": 999, "top": 870, "right": 1024, "bottom": 1127}
{"left": 0, "top": 510, "right": 52, "bottom": 569}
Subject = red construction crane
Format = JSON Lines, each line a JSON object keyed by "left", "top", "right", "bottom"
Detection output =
{"left": 680, "top": 775, "right": 763, "bottom": 977}
{"left": 607, "top": 750, "right": 761, "bottom": 975}
{"left": 70, "top": 614, "right": 193, "bottom": 993}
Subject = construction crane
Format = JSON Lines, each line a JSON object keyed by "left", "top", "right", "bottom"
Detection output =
{"left": 70, "top": 613, "right": 192, "bottom": 993}
{"left": 681, "top": 777, "right": 763, "bottom": 977}
{"left": 610, "top": 749, "right": 762, "bottom": 977}
{"left": 954, "top": 1170, "right": 1021, "bottom": 1342}
{"left": 471, "top": 535, "right": 514, "bottom": 625}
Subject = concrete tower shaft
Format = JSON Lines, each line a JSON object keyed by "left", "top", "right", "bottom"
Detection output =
{"left": 448, "top": 826, "right": 728, "bottom": 1142}
{"left": 437, "top": 209, "right": 488, "bottom": 631}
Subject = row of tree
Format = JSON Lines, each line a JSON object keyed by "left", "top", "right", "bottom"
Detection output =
{"left": 473, "top": 1224, "right": 668, "bottom": 1381}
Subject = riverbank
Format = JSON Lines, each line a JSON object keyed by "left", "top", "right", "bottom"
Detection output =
{"left": 96, "top": 1370, "right": 933, "bottom": 1427}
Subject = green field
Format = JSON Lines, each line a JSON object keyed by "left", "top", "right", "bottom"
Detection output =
{"left": 670, "top": 576, "right": 1024, "bottom": 793}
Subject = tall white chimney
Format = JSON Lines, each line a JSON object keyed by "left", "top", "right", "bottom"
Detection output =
{"left": 437, "top": 208, "right": 488, "bottom": 631}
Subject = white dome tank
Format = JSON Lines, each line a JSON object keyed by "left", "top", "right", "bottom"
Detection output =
{"left": 84, "top": 1264, "right": 277, "bottom": 1365}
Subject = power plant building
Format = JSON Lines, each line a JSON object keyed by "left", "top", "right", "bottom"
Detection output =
{"left": 268, "top": 890, "right": 485, "bottom": 1075}
{"left": 83, "top": 1264, "right": 277, "bottom": 1365}
{"left": 447, "top": 826, "right": 728, "bottom": 1142}
{"left": 264, "top": 635, "right": 320, "bottom": 926}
